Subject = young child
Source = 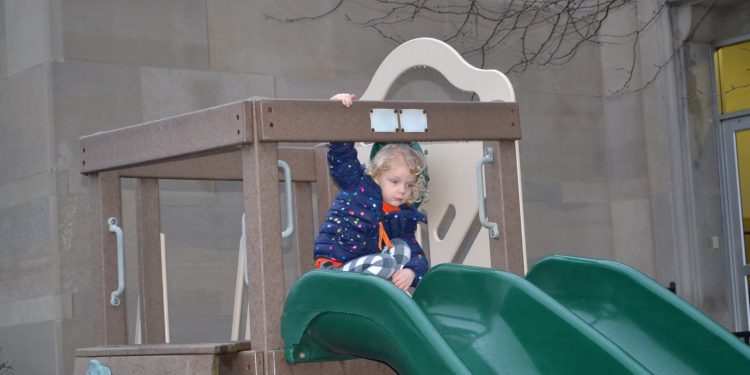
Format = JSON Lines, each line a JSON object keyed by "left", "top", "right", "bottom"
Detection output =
{"left": 313, "top": 93, "right": 429, "bottom": 291}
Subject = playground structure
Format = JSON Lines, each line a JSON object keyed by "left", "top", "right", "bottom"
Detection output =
{"left": 73, "top": 38, "right": 750, "bottom": 374}
{"left": 74, "top": 38, "right": 524, "bottom": 374}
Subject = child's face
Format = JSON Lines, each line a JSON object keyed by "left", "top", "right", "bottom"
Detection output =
{"left": 375, "top": 159, "right": 416, "bottom": 207}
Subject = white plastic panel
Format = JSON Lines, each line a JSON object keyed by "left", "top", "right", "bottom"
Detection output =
{"left": 358, "top": 37, "right": 526, "bottom": 271}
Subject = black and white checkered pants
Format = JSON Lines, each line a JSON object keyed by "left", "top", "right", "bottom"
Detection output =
{"left": 339, "top": 238, "right": 412, "bottom": 279}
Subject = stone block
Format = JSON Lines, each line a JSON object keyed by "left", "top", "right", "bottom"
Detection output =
{"left": 168, "top": 315, "right": 232, "bottom": 343}
{"left": 166, "top": 251, "right": 237, "bottom": 292}
{"left": 0, "top": 259, "right": 59, "bottom": 306}
{"left": 62, "top": 0, "right": 209, "bottom": 70}
{"left": 608, "top": 177, "right": 650, "bottom": 204}
{"left": 648, "top": 194, "right": 679, "bottom": 285}
{"left": 0, "top": 182, "right": 9, "bottom": 209}
{"left": 275, "top": 75, "right": 370, "bottom": 100}
{"left": 0, "top": 3, "right": 7, "bottom": 79}
{"left": 52, "top": 60, "right": 143, "bottom": 157}
{"left": 0, "top": 320, "right": 58, "bottom": 375}
{"left": 7, "top": 171, "right": 56, "bottom": 207}
{"left": 5, "top": 0, "right": 51, "bottom": 76}
{"left": 62, "top": 318, "right": 98, "bottom": 375}
{"left": 52, "top": 60, "right": 143, "bottom": 197}
{"left": 160, "top": 202, "right": 243, "bottom": 249}
{"left": 0, "top": 63, "right": 53, "bottom": 184}
{"left": 561, "top": 181, "right": 609, "bottom": 204}
{"left": 518, "top": 91, "right": 607, "bottom": 182}
{"left": 140, "top": 67, "right": 274, "bottom": 121}
{"left": 0, "top": 294, "right": 62, "bottom": 327}
{"left": 504, "top": 42, "right": 602, "bottom": 97}
{"left": 168, "top": 289, "right": 236, "bottom": 317}
{"left": 524, "top": 200, "right": 613, "bottom": 265}
{"left": 522, "top": 180, "right": 562, "bottom": 202}
{"left": 206, "top": 0, "right": 394, "bottom": 77}
{"left": 0, "top": 197, "right": 54, "bottom": 262}
{"left": 611, "top": 198, "right": 656, "bottom": 276}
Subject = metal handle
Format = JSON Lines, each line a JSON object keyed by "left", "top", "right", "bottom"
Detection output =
{"left": 476, "top": 148, "right": 500, "bottom": 238}
{"left": 107, "top": 217, "right": 125, "bottom": 306}
{"left": 278, "top": 160, "right": 294, "bottom": 239}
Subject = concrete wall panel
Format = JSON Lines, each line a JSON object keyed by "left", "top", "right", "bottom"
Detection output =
{"left": 0, "top": 2, "right": 7, "bottom": 79}
{"left": 0, "top": 63, "right": 53, "bottom": 185}
{"left": 524, "top": 200, "right": 613, "bottom": 266}
{"left": 207, "top": 0, "right": 397, "bottom": 77}
{"left": 499, "top": 43, "right": 603, "bottom": 97}
{"left": 4, "top": 0, "right": 51, "bottom": 76}
{"left": 611, "top": 198, "right": 656, "bottom": 276}
{"left": 140, "top": 67, "right": 274, "bottom": 121}
{"left": 52, "top": 61, "right": 143, "bottom": 191}
{"left": 716, "top": 2, "right": 750, "bottom": 40}
{"left": 519, "top": 92, "right": 607, "bottom": 183}
{"left": 0, "top": 321, "right": 58, "bottom": 375}
{"left": 0, "top": 197, "right": 57, "bottom": 302}
{"left": 63, "top": 0, "right": 209, "bottom": 70}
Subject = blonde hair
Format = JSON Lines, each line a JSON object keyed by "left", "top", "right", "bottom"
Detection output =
{"left": 366, "top": 144, "right": 429, "bottom": 205}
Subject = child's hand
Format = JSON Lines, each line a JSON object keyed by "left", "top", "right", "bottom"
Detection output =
{"left": 392, "top": 268, "right": 415, "bottom": 292}
{"left": 330, "top": 93, "right": 356, "bottom": 107}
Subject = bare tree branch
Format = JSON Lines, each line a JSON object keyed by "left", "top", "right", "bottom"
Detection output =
{"left": 268, "top": 0, "right": 719, "bottom": 93}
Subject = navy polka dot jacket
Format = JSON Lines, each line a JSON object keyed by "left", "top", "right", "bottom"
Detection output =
{"left": 313, "top": 142, "right": 429, "bottom": 287}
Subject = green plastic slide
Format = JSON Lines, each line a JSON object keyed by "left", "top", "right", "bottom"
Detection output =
{"left": 282, "top": 256, "right": 750, "bottom": 373}
{"left": 282, "top": 264, "right": 648, "bottom": 374}
{"left": 526, "top": 255, "right": 750, "bottom": 374}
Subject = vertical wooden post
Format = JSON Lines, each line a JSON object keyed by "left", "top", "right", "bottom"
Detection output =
{"left": 89, "top": 171, "right": 128, "bottom": 344}
{"left": 483, "top": 141, "right": 526, "bottom": 276}
{"left": 242, "top": 140, "right": 285, "bottom": 353}
{"left": 135, "top": 178, "right": 166, "bottom": 343}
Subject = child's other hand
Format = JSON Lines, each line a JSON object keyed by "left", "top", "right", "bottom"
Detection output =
{"left": 392, "top": 268, "right": 415, "bottom": 292}
{"left": 330, "top": 93, "right": 356, "bottom": 107}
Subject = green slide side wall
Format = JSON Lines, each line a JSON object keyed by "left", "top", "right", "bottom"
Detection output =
{"left": 281, "top": 269, "right": 472, "bottom": 374}
{"left": 526, "top": 255, "right": 750, "bottom": 374}
{"left": 413, "top": 264, "right": 649, "bottom": 374}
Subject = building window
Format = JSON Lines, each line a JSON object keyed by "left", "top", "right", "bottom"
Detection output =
{"left": 715, "top": 40, "right": 750, "bottom": 114}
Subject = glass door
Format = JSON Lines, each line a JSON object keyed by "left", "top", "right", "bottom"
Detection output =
{"left": 723, "top": 115, "right": 750, "bottom": 330}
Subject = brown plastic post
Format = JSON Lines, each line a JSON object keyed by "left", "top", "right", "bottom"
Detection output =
{"left": 136, "top": 178, "right": 166, "bottom": 343}
{"left": 483, "top": 140, "right": 525, "bottom": 276}
{"left": 242, "top": 118, "right": 285, "bottom": 355}
{"left": 293, "top": 182, "right": 315, "bottom": 275}
{"left": 89, "top": 171, "right": 128, "bottom": 345}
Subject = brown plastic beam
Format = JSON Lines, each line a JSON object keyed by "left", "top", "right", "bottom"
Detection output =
{"left": 117, "top": 147, "right": 317, "bottom": 182}
{"left": 81, "top": 101, "right": 250, "bottom": 174}
{"left": 254, "top": 99, "right": 520, "bottom": 142}
{"left": 80, "top": 99, "right": 519, "bottom": 174}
